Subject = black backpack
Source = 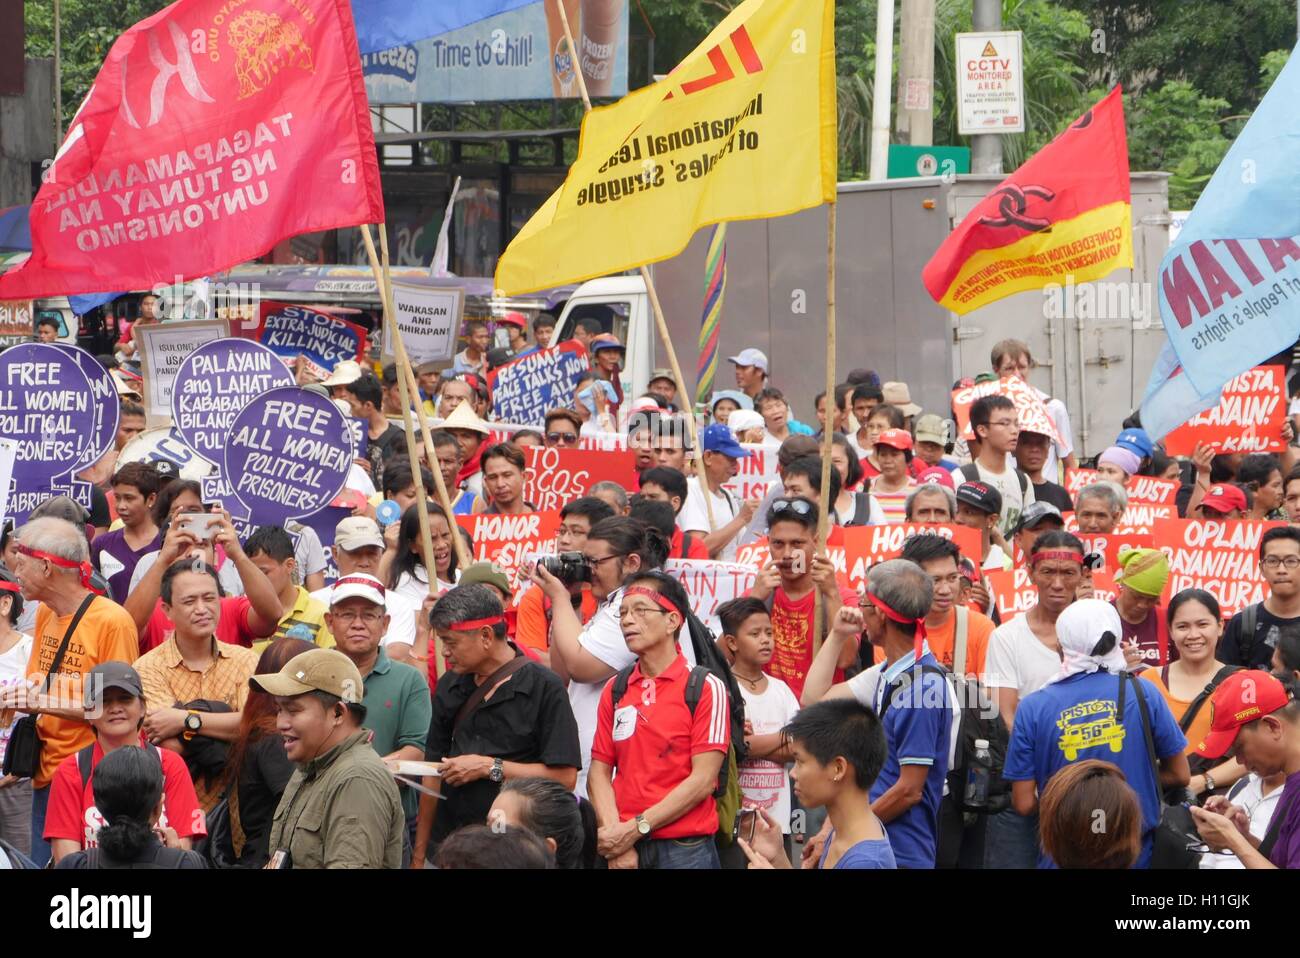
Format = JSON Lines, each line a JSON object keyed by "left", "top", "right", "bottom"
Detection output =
{"left": 609, "top": 608, "right": 747, "bottom": 841}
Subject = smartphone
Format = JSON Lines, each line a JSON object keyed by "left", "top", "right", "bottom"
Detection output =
{"left": 177, "top": 513, "right": 222, "bottom": 541}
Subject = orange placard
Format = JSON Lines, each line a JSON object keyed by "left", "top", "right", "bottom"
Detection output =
{"left": 1152, "top": 518, "right": 1283, "bottom": 618}
{"left": 1163, "top": 365, "right": 1287, "bottom": 456}
{"left": 951, "top": 376, "right": 1061, "bottom": 443}
{"left": 457, "top": 511, "right": 562, "bottom": 591}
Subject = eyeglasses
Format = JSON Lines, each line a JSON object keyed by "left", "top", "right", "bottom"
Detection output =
{"left": 988, "top": 419, "right": 1019, "bottom": 429}
{"left": 546, "top": 432, "right": 580, "bottom": 445}
{"left": 1263, "top": 556, "right": 1300, "bottom": 570}
{"left": 770, "top": 498, "right": 814, "bottom": 517}
{"left": 620, "top": 605, "right": 669, "bottom": 620}
{"left": 331, "top": 610, "right": 385, "bottom": 624}
{"left": 585, "top": 553, "right": 626, "bottom": 568}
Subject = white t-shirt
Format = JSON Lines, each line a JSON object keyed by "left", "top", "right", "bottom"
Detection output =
{"left": 130, "top": 550, "right": 243, "bottom": 597}
{"left": 984, "top": 614, "right": 1061, "bottom": 697}
{"left": 983, "top": 543, "right": 1012, "bottom": 572}
{"left": 679, "top": 477, "right": 741, "bottom": 562}
{"left": 392, "top": 567, "right": 457, "bottom": 607}
{"left": 1200, "top": 775, "right": 1287, "bottom": 870}
{"left": 952, "top": 461, "right": 1034, "bottom": 538}
{"left": 568, "top": 587, "right": 697, "bottom": 797}
{"left": 0, "top": 632, "right": 33, "bottom": 757}
{"left": 285, "top": 523, "right": 328, "bottom": 578}
{"left": 310, "top": 585, "right": 418, "bottom": 649}
{"left": 346, "top": 463, "right": 377, "bottom": 500}
{"left": 1041, "top": 396, "right": 1074, "bottom": 483}
{"left": 737, "top": 676, "right": 801, "bottom": 833}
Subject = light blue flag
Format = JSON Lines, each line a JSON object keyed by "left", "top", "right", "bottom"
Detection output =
{"left": 69, "top": 292, "right": 121, "bottom": 316}
{"left": 1143, "top": 43, "right": 1300, "bottom": 436}
{"left": 353, "top": 0, "right": 536, "bottom": 55}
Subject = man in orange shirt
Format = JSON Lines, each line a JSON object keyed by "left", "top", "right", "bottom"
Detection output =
{"left": 514, "top": 497, "right": 615, "bottom": 664}
{"left": 900, "top": 534, "right": 995, "bottom": 679}
{"left": 0, "top": 516, "right": 139, "bottom": 866}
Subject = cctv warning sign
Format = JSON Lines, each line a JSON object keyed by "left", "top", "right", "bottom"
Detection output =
{"left": 956, "top": 31, "right": 1025, "bottom": 135}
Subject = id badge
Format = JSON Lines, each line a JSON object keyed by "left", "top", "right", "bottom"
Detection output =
{"left": 265, "top": 849, "right": 291, "bottom": 869}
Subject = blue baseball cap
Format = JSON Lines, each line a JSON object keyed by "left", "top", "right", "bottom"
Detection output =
{"left": 701, "top": 422, "right": 752, "bottom": 459}
{"left": 1115, "top": 428, "right": 1153, "bottom": 459}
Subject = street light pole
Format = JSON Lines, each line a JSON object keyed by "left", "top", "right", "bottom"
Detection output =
{"left": 970, "top": 0, "right": 1002, "bottom": 174}
{"left": 868, "top": 0, "right": 896, "bottom": 180}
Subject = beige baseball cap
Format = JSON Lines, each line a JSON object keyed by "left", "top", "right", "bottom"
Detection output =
{"left": 334, "top": 516, "right": 384, "bottom": 552}
{"left": 250, "top": 648, "right": 364, "bottom": 703}
{"left": 321, "top": 360, "right": 364, "bottom": 388}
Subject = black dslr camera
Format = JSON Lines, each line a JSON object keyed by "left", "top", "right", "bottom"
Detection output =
{"left": 537, "top": 552, "right": 592, "bottom": 586}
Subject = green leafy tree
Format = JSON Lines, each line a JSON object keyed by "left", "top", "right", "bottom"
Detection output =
{"left": 1124, "top": 81, "right": 1230, "bottom": 209}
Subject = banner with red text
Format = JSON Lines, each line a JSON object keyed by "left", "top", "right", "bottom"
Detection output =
{"left": 0, "top": 0, "right": 384, "bottom": 299}
{"left": 663, "top": 559, "right": 759, "bottom": 635}
{"left": 1162, "top": 365, "right": 1287, "bottom": 456}
{"left": 457, "top": 511, "right": 561, "bottom": 591}
{"left": 1153, "top": 518, "right": 1283, "bottom": 617}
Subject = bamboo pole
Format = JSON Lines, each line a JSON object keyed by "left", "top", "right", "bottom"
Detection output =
{"left": 812, "top": 202, "right": 837, "bottom": 657}
{"left": 557, "top": 3, "right": 718, "bottom": 533}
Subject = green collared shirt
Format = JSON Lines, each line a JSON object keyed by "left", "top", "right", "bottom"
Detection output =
{"left": 361, "top": 646, "right": 432, "bottom": 819}
{"left": 268, "top": 730, "right": 404, "bottom": 869}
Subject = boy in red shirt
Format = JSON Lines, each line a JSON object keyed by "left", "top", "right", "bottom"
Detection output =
{"left": 637, "top": 467, "right": 710, "bottom": 560}
{"left": 589, "top": 571, "right": 730, "bottom": 869}
{"left": 748, "top": 497, "right": 858, "bottom": 701}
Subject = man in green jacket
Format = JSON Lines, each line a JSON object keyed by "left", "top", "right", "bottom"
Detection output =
{"left": 256, "top": 648, "right": 404, "bottom": 869}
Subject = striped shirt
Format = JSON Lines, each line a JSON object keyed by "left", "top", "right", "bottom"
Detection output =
{"left": 870, "top": 480, "right": 917, "bottom": 524}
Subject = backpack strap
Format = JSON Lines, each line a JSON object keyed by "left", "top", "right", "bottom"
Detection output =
{"left": 609, "top": 664, "right": 636, "bottom": 712}
{"left": 1119, "top": 670, "right": 1162, "bottom": 795}
{"left": 953, "top": 606, "right": 969, "bottom": 678}
{"left": 680, "top": 531, "right": 694, "bottom": 558}
{"left": 86, "top": 847, "right": 98, "bottom": 869}
{"left": 878, "top": 663, "right": 948, "bottom": 723}
{"left": 1239, "top": 603, "right": 1259, "bottom": 665}
{"left": 1016, "top": 469, "right": 1029, "bottom": 496}
{"left": 1178, "top": 665, "right": 1240, "bottom": 734}
{"left": 960, "top": 463, "right": 979, "bottom": 484}
{"left": 77, "top": 743, "right": 96, "bottom": 790}
{"left": 40, "top": 594, "right": 96, "bottom": 694}
{"left": 1259, "top": 783, "right": 1300, "bottom": 859}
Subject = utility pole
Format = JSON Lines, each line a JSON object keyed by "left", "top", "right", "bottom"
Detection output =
{"left": 868, "top": 0, "right": 896, "bottom": 179}
{"left": 970, "top": 0, "right": 1002, "bottom": 174}
{"left": 53, "top": 0, "right": 62, "bottom": 143}
{"left": 896, "top": 0, "right": 936, "bottom": 146}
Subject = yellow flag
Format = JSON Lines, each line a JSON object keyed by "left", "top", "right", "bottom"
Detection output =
{"left": 494, "top": 0, "right": 837, "bottom": 295}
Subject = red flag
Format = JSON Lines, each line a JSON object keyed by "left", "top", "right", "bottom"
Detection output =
{"left": 0, "top": 0, "right": 383, "bottom": 299}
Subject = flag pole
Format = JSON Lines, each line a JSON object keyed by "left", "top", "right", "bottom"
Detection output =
{"left": 557, "top": 2, "right": 717, "bottom": 534}
{"left": 812, "top": 201, "right": 837, "bottom": 657}
{"left": 363, "top": 224, "right": 473, "bottom": 575}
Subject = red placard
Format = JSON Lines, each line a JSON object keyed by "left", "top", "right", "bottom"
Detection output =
{"left": 521, "top": 446, "right": 639, "bottom": 513}
{"left": 951, "top": 376, "right": 1061, "bottom": 443}
{"left": 1153, "top": 518, "right": 1283, "bottom": 618}
{"left": 986, "top": 567, "right": 1039, "bottom": 621}
{"left": 1077, "top": 531, "right": 1155, "bottom": 572}
{"left": 457, "top": 511, "right": 561, "bottom": 591}
{"left": 1163, "top": 366, "right": 1287, "bottom": 456}
{"left": 1066, "top": 469, "right": 1178, "bottom": 505}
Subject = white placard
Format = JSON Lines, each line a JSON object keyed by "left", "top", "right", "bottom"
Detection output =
{"left": 388, "top": 282, "right": 463, "bottom": 366}
{"left": 0, "top": 438, "right": 16, "bottom": 526}
{"left": 134, "top": 318, "right": 230, "bottom": 427}
{"left": 956, "top": 31, "right": 1025, "bottom": 135}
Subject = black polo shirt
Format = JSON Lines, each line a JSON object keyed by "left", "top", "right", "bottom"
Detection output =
{"left": 426, "top": 647, "right": 581, "bottom": 842}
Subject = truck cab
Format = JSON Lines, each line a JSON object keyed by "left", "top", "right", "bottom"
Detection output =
{"left": 548, "top": 275, "right": 653, "bottom": 405}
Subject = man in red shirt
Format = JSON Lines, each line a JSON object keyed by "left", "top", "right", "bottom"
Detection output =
{"left": 589, "top": 571, "right": 730, "bottom": 869}
{"left": 636, "top": 467, "right": 710, "bottom": 560}
{"left": 747, "top": 497, "right": 858, "bottom": 701}
{"left": 122, "top": 511, "right": 282, "bottom": 653}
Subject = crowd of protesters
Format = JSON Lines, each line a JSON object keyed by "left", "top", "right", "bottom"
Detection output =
{"left": 1, "top": 326, "right": 1298, "bottom": 872}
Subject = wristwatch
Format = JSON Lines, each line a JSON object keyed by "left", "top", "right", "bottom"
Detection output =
{"left": 1203, "top": 772, "right": 1217, "bottom": 793}
{"left": 489, "top": 757, "right": 504, "bottom": 783}
{"left": 182, "top": 711, "right": 202, "bottom": 742}
{"left": 635, "top": 813, "right": 651, "bottom": 836}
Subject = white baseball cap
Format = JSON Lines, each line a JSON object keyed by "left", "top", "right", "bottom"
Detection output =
{"left": 727, "top": 348, "right": 769, "bottom": 373}
{"left": 321, "top": 360, "right": 364, "bottom": 388}
{"left": 329, "top": 573, "right": 386, "bottom": 608}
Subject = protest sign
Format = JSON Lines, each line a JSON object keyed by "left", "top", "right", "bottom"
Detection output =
{"left": 1089, "top": 570, "right": 1118, "bottom": 604}
{"left": 987, "top": 567, "right": 1040, "bottom": 621}
{"left": 522, "top": 446, "right": 639, "bottom": 513}
{"left": 0, "top": 343, "right": 98, "bottom": 521}
{"left": 348, "top": 418, "right": 369, "bottom": 460}
{"left": 457, "top": 511, "right": 562, "bottom": 591}
{"left": 0, "top": 301, "right": 33, "bottom": 346}
{"left": 1163, "top": 365, "right": 1287, "bottom": 456}
{"left": 722, "top": 442, "right": 781, "bottom": 502}
{"left": 224, "top": 387, "right": 354, "bottom": 524}
{"left": 663, "top": 559, "right": 759, "bottom": 635}
{"left": 1076, "top": 531, "right": 1155, "bottom": 572}
{"left": 1065, "top": 468, "right": 1178, "bottom": 505}
{"left": 235, "top": 302, "right": 368, "bottom": 379}
{"left": 488, "top": 341, "right": 589, "bottom": 426}
{"left": 735, "top": 523, "right": 980, "bottom": 592}
{"left": 51, "top": 344, "right": 119, "bottom": 471}
{"left": 951, "top": 376, "right": 1061, "bottom": 443}
{"left": 1153, "top": 518, "right": 1283, "bottom": 617}
{"left": 172, "top": 339, "right": 295, "bottom": 465}
{"left": 135, "top": 318, "right": 230, "bottom": 426}
{"left": 388, "top": 283, "right": 463, "bottom": 365}
{"left": 117, "top": 427, "right": 215, "bottom": 481}
{"left": 0, "top": 438, "right": 16, "bottom": 525}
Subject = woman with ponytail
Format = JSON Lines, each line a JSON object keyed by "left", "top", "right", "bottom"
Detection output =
{"left": 57, "top": 747, "right": 206, "bottom": 869}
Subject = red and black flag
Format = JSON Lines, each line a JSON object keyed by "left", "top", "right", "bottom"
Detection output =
{"left": 923, "top": 86, "right": 1132, "bottom": 314}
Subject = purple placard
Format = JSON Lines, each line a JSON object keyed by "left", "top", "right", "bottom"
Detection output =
{"left": 171, "top": 338, "right": 294, "bottom": 465}
{"left": 52, "top": 343, "right": 120, "bottom": 470}
{"left": 349, "top": 417, "right": 368, "bottom": 459}
{"left": 0, "top": 343, "right": 96, "bottom": 485}
{"left": 223, "top": 386, "right": 354, "bottom": 525}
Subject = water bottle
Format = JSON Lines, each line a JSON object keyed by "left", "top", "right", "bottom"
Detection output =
{"left": 964, "top": 738, "right": 992, "bottom": 810}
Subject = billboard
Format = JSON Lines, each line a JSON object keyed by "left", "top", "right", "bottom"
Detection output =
{"left": 363, "top": 0, "right": 630, "bottom": 104}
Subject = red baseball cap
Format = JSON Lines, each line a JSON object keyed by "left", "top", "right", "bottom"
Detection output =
{"left": 916, "top": 466, "right": 955, "bottom": 490}
{"left": 496, "top": 311, "right": 527, "bottom": 328}
{"left": 875, "top": 429, "right": 913, "bottom": 453}
{"left": 1195, "top": 670, "right": 1294, "bottom": 759}
{"left": 1200, "top": 484, "right": 1247, "bottom": 514}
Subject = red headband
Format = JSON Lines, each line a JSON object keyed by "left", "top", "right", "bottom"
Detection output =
{"left": 447, "top": 616, "right": 504, "bottom": 632}
{"left": 866, "top": 591, "right": 928, "bottom": 661}
{"left": 0, "top": 581, "right": 19, "bottom": 593}
{"left": 16, "top": 545, "right": 94, "bottom": 589}
{"left": 1032, "top": 550, "right": 1084, "bottom": 565}
{"left": 334, "top": 575, "right": 386, "bottom": 596}
{"left": 623, "top": 586, "right": 681, "bottom": 618}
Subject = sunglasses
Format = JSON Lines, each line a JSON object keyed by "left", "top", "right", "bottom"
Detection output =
{"left": 770, "top": 498, "right": 814, "bottom": 517}
{"left": 546, "top": 432, "right": 580, "bottom": 445}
